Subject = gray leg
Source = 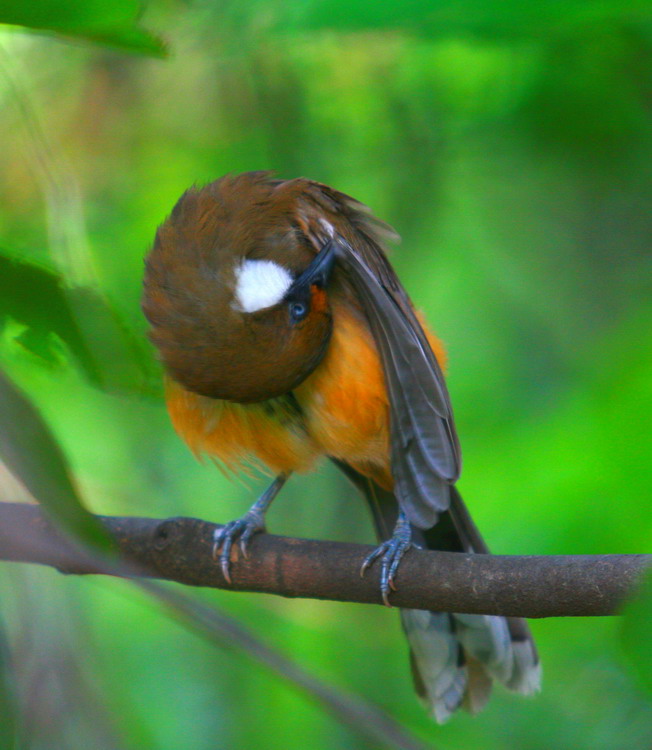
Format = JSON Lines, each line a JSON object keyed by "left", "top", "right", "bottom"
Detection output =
{"left": 360, "top": 509, "right": 416, "bottom": 606}
{"left": 212, "top": 473, "right": 289, "bottom": 583}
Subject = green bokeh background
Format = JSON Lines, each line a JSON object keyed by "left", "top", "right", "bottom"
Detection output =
{"left": 0, "top": 1, "right": 651, "bottom": 748}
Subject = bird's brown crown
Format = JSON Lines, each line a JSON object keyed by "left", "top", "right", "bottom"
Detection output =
{"left": 142, "top": 172, "right": 337, "bottom": 402}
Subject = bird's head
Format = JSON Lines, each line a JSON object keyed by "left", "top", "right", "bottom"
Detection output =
{"left": 142, "top": 172, "right": 338, "bottom": 403}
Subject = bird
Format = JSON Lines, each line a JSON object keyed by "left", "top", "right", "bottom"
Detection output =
{"left": 142, "top": 171, "right": 541, "bottom": 722}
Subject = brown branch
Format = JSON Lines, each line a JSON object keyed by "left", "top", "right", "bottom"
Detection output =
{"left": 0, "top": 502, "right": 650, "bottom": 617}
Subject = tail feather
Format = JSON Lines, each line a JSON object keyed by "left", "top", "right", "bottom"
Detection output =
{"left": 332, "top": 460, "right": 541, "bottom": 722}
{"left": 401, "top": 610, "right": 467, "bottom": 723}
{"left": 505, "top": 619, "right": 542, "bottom": 694}
{"left": 463, "top": 656, "right": 493, "bottom": 714}
{"left": 452, "top": 612, "right": 514, "bottom": 684}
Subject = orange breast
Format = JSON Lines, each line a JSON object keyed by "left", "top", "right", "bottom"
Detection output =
{"left": 293, "top": 303, "right": 392, "bottom": 485}
{"left": 165, "top": 300, "right": 446, "bottom": 488}
{"left": 296, "top": 301, "right": 447, "bottom": 489}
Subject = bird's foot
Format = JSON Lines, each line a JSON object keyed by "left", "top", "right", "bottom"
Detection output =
{"left": 212, "top": 511, "right": 266, "bottom": 584}
{"left": 360, "top": 511, "right": 416, "bottom": 606}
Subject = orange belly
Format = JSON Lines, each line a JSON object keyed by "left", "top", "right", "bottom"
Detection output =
{"left": 165, "top": 379, "right": 321, "bottom": 476}
{"left": 165, "top": 301, "right": 446, "bottom": 488}
{"left": 294, "top": 304, "right": 393, "bottom": 486}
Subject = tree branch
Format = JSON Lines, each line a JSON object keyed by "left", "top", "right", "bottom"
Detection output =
{"left": 1, "top": 502, "right": 649, "bottom": 617}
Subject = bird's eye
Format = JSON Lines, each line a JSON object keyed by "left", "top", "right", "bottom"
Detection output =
{"left": 289, "top": 301, "right": 308, "bottom": 322}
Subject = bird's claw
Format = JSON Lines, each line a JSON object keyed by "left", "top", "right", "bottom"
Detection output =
{"left": 360, "top": 534, "right": 415, "bottom": 607}
{"left": 212, "top": 512, "right": 265, "bottom": 584}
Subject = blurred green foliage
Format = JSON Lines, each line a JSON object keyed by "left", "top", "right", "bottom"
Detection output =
{"left": 0, "top": 614, "right": 20, "bottom": 750}
{"left": 0, "top": 250, "right": 157, "bottom": 396}
{"left": 622, "top": 570, "right": 652, "bottom": 697}
{"left": 0, "top": 0, "right": 651, "bottom": 748}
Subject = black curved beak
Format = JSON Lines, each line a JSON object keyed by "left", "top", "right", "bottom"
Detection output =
{"left": 284, "top": 239, "right": 336, "bottom": 300}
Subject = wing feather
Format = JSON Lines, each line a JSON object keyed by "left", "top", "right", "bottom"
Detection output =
{"left": 289, "top": 178, "right": 461, "bottom": 528}
{"left": 334, "top": 241, "right": 460, "bottom": 526}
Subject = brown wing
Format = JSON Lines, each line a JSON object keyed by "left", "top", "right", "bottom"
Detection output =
{"left": 295, "top": 180, "right": 462, "bottom": 529}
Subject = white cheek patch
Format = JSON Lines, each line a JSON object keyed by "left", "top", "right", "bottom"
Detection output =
{"left": 234, "top": 259, "right": 294, "bottom": 313}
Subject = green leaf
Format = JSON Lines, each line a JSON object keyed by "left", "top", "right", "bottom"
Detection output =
{"left": 0, "top": 250, "right": 99, "bottom": 377}
{"left": 620, "top": 568, "right": 652, "bottom": 695}
{"left": 0, "top": 367, "right": 114, "bottom": 555}
{"left": 0, "top": 616, "right": 20, "bottom": 750}
{"left": 0, "top": 0, "right": 166, "bottom": 57}
{"left": 65, "top": 284, "right": 162, "bottom": 400}
{"left": 0, "top": 249, "right": 160, "bottom": 399}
